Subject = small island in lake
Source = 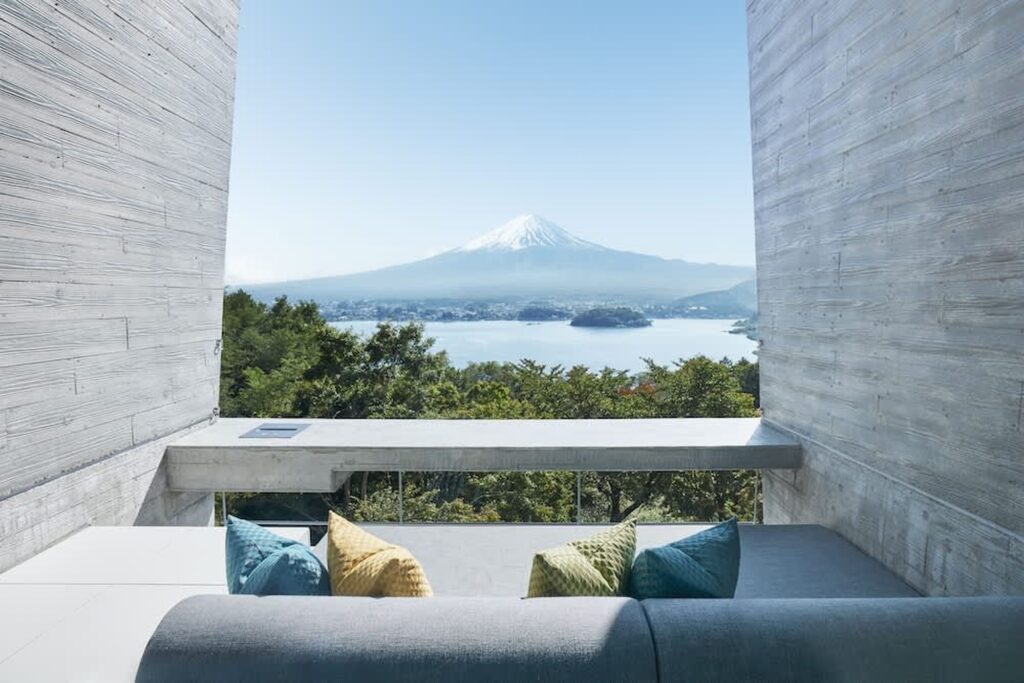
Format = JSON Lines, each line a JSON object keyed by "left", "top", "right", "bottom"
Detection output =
{"left": 570, "top": 307, "right": 652, "bottom": 328}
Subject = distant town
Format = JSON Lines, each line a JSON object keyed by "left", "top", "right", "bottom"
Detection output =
{"left": 316, "top": 297, "right": 758, "bottom": 339}
{"left": 320, "top": 298, "right": 738, "bottom": 323}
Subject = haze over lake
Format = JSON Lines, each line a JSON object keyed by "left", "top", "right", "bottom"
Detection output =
{"left": 332, "top": 319, "right": 757, "bottom": 374}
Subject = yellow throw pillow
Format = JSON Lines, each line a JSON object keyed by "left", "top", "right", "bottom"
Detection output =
{"left": 326, "top": 512, "right": 433, "bottom": 597}
{"left": 527, "top": 519, "right": 637, "bottom": 597}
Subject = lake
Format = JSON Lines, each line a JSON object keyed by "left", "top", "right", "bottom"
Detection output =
{"left": 330, "top": 319, "right": 757, "bottom": 374}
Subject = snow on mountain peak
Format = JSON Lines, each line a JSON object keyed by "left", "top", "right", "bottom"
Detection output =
{"left": 457, "top": 215, "right": 601, "bottom": 252}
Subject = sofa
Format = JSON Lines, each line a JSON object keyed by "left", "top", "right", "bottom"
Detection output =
{"left": 136, "top": 524, "right": 1024, "bottom": 681}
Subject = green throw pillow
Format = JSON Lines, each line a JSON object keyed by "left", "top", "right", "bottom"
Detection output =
{"left": 628, "top": 518, "right": 740, "bottom": 599}
{"left": 527, "top": 519, "right": 637, "bottom": 597}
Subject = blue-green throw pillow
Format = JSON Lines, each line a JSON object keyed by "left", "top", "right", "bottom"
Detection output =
{"left": 629, "top": 518, "right": 740, "bottom": 599}
{"left": 225, "top": 516, "right": 330, "bottom": 596}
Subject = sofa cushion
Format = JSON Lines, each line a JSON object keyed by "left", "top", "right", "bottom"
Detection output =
{"left": 731, "top": 524, "right": 917, "bottom": 598}
{"left": 527, "top": 519, "right": 636, "bottom": 597}
{"left": 629, "top": 518, "right": 740, "bottom": 599}
{"left": 326, "top": 512, "right": 432, "bottom": 597}
{"left": 315, "top": 524, "right": 918, "bottom": 598}
{"left": 641, "top": 597, "right": 1024, "bottom": 682}
{"left": 137, "top": 595, "right": 659, "bottom": 683}
{"left": 225, "top": 516, "right": 328, "bottom": 595}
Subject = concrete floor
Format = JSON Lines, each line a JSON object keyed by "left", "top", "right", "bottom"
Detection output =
{"left": 0, "top": 526, "right": 307, "bottom": 682}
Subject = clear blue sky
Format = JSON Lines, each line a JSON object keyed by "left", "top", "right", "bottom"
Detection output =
{"left": 225, "top": 1, "right": 754, "bottom": 284}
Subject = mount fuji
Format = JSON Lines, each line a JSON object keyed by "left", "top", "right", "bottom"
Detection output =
{"left": 240, "top": 215, "right": 753, "bottom": 303}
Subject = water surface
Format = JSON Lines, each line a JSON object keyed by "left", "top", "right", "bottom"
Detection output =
{"left": 331, "top": 319, "right": 757, "bottom": 374}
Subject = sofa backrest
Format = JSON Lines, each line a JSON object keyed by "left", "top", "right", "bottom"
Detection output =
{"left": 136, "top": 595, "right": 658, "bottom": 682}
{"left": 137, "top": 595, "right": 1024, "bottom": 682}
{"left": 642, "top": 597, "right": 1024, "bottom": 682}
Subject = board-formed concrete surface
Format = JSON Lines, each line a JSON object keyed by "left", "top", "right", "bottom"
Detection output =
{"left": 0, "top": 0, "right": 240, "bottom": 572}
{"left": 746, "top": 0, "right": 1024, "bottom": 594}
{"left": 165, "top": 417, "right": 802, "bottom": 491}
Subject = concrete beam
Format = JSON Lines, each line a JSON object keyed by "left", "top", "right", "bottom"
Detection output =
{"left": 165, "top": 418, "right": 802, "bottom": 492}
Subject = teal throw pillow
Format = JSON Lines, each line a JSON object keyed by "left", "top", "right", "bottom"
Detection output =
{"left": 629, "top": 518, "right": 740, "bottom": 599}
{"left": 225, "top": 516, "right": 330, "bottom": 596}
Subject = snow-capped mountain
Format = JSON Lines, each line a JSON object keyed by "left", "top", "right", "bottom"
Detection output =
{"left": 457, "top": 214, "right": 603, "bottom": 252}
{"left": 240, "top": 215, "right": 753, "bottom": 303}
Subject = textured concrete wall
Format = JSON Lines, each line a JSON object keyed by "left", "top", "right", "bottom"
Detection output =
{"left": 0, "top": 0, "right": 238, "bottom": 571}
{"left": 747, "top": 0, "right": 1024, "bottom": 595}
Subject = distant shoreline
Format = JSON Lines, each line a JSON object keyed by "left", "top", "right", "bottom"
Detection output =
{"left": 326, "top": 315, "right": 743, "bottom": 325}
{"left": 324, "top": 312, "right": 749, "bottom": 324}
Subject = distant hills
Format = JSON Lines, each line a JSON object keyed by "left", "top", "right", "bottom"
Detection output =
{"left": 672, "top": 279, "right": 757, "bottom": 318}
{"left": 237, "top": 215, "right": 754, "bottom": 304}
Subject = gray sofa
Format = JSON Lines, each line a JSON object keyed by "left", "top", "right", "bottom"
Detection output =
{"left": 136, "top": 524, "right": 1024, "bottom": 681}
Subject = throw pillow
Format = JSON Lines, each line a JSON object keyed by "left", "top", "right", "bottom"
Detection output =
{"left": 628, "top": 517, "right": 740, "bottom": 599}
{"left": 527, "top": 519, "right": 636, "bottom": 597}
{"left": 225, "top": 516, "right": 330, "bottom": 596}
{"left": 326, "top": 512, "right": 433, "bottom": 597}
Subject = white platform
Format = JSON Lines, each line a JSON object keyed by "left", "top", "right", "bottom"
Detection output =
{"left": 0, "top": 526, "right": 308, "bottom": 682}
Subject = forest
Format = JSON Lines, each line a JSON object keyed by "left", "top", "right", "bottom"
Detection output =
{"left": 220, "top": 291, "right": 761, "bottom": 525}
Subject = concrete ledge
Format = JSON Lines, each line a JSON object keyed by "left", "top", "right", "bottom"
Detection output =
{"left": 165, "top": 418, "right": 801, "bottom": 492}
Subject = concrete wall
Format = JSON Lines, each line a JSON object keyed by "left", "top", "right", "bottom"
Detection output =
{"left": 747, "top": 0, "right": 1024, "bottom": 595}
{"left": 0, "top": 0, "right": 238, "bottom": 571}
